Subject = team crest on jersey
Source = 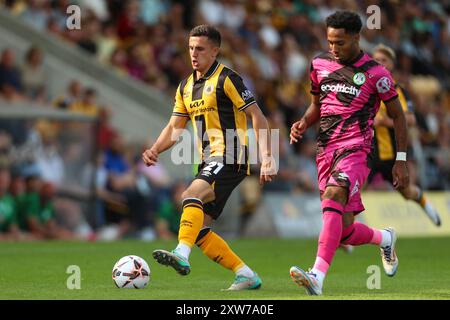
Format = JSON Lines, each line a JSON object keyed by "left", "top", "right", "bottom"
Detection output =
{"left": 204, "top": 83, "right": 215, "bottom": 95}
{"left": 376, "top": 76, "right": 391, "bottom": 93}
{"left": 183, "top": 89, "right": 191, "bottom": 99}
{"left": 353, "top": 72, "right": 366, "bottom": 85}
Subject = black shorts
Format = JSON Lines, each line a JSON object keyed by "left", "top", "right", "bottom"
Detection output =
{"left": 195, "top": 161, "right": 247, "bottom": 219}
{"left": 367, "top": 158, "right": 395, "bottom": 184}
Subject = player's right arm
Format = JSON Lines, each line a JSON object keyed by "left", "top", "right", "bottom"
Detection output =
{"left": 142, "top": 115, "right": 188, "bottom": 166}
{"left": 290, "top": 60, "right": 321, "bottom": 144}
{"left": 143, "top": 83, "right": 189, "bottom": 167}
{"left": 290, "top": 94, "right": 320, "bottom": 144}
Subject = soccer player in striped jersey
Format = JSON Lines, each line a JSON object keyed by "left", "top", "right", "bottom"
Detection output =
{"left": 142, "top": 25, "right": 276, "bottom": 290}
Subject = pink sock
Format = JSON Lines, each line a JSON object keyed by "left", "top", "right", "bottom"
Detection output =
{"left": 313, "top": 199, "right": 344, "bottom": 274}
{"left": 341, "top": 222, "right": 381, "bottom": 246}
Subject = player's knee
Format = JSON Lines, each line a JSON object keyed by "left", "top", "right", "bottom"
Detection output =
{"left": 398, "top": 185, "right": 413, "bottom": 200}
{"left": 181, "top": 185, "right": 215, "bottom": 203}
{"left": 181, "top": 190, "right": 193, "bottom": 200}
{"left": 398, "top": 189, "right": 408, "bottom": 199}
{"left": 202, "top": 213, "right": 214, "bottom": 227}
{"left": 342, "top": 212, "right": 355, "bottom": 228}
{"left": 323, "top": 186, "right": 347, "bottom": 205}
{"left": 181, "top": 189, "right": 209, "bottom": 202}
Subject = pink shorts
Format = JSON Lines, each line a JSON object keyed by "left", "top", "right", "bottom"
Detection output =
{"left": 317, "top": 147, "right": 370, "bottom": 214}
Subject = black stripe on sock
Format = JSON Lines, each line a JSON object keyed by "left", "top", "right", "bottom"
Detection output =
{"left": 195, "top": 227, "right": 211, "bottom": 245}
{"left": 322, "top": 207, "right": 343, "bottom": 215}
{"left": 184, "top": 204, "right": 203, "bottom": 210}
{"left": 182, "top": 198, "right": 203, "bottom": 208}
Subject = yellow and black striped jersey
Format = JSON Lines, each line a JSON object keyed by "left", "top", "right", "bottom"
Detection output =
{"left": 374, "top": 83, "right": 413, "bottom": 161}
{"left": 173, "top": 60, "right": 256, "bottom": 169}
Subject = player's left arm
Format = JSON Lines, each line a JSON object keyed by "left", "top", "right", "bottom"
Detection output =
{"left": 378, "top": 112, "right": 415, "bottom": 128}
{"left": 223, "top": 72, "right": 276, "bottom": 185}
{"left": 377, "top": 86, "right": 416, "bottom": 127}
{"left": 385, "top": 97, "right": 409, "bottom": 190}
{"left": 244, "top": 104, "right": 277, "bottom": 185}
{"left": 400, "top": 86, "right": 417, "bottom": 127}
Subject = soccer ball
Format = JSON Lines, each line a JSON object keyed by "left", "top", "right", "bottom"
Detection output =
{"left": 112, "top": 255, "right": 150, "bottom": 289}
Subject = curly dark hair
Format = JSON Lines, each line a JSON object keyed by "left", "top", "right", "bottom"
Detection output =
{"left": 326, "top": 11, "right": 362, "bottom": 34}
{"left": 189, "top": 25, "right": 221, "bottom": 47}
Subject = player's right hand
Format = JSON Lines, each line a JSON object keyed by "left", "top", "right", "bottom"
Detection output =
{"left": 142, "top": 147, "right": 158, "bottom": 166}
{"left": 290, "top": 119, "right": 307, "bottom": 144}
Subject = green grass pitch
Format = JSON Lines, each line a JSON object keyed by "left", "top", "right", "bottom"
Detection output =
{"left": 1, "top": 238, "right": 450, "bottom": 300}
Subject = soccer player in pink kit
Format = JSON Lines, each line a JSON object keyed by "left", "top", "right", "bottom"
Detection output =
{"left": 289, "top": 11, "right": 409, "bottom": 295}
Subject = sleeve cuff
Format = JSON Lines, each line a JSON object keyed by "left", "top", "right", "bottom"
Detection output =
{"left": 238, "top": 100, "right": 256, "bottom": 112}
{"left": 172, "top": 112, "right": 190, "bottom": 117}
{"left": 383, "top": 94, "right": 399, "bottom": 104}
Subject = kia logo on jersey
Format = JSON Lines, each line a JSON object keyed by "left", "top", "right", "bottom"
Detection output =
{"left": 190, "top": 100, "right": 205, "bottom": 108}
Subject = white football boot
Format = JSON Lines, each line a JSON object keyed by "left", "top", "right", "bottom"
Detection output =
{"left": 380, "top": 227, "right": 398, "bottom": 277}
{"left": 423, "top": 202, "right": 442, "bottom": 227}
{"left": 289, "top": 266, "right": 323, "bottom": 296}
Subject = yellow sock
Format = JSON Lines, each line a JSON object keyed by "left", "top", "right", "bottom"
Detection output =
{"left": 196, "top": 230, "right": 244, "bottom": 272}
{"left": 178, "top": 198, "right": 204, "bottom": 247}
{"left": 416, "top": 187, "right": 427, "bottom": 208}
{"left": 419, "top": 194, "right": 427, "bottom": 208}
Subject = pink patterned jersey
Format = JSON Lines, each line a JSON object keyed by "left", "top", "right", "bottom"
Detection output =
{"left": 310, "top": 51, "right": 398, "bottom": 153}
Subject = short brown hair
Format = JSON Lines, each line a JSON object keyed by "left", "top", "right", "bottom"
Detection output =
{"left": 373, "top": 44, "right": 396, "bottom": 61}
{"left": 189, "top": 25, "right": 221, "bottom": 47}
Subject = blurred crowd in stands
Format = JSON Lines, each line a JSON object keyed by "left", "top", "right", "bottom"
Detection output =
{"left": 0, "top": 0, "right": 449, "bottom": 241}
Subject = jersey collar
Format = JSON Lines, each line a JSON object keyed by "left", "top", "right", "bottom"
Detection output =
{"left": 341, "top": 50, "right": 364, "bottom": 66}
{"left": 193, "top": 60, "right": 220, "bottom": 82}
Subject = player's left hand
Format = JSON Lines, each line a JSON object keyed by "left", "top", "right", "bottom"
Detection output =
{"left": 260, "top": 155, "right": 277, "bottom": 185}
{"left": 392, "top": 161, "right": 409, "bottom": 190}
{"left": 290, "top": 119, "right": 307, "bottom": 144}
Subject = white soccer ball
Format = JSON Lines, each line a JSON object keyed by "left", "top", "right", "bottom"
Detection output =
{"left": 112, "top": 255, "right": 150, "bottom": 289}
